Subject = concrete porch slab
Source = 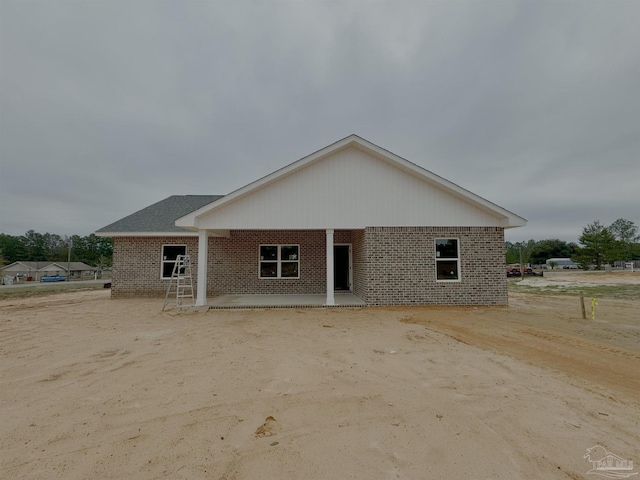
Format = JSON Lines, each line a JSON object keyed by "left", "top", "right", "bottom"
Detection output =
{"left": 207, "top": 293, "right": 367, "bottom": 309}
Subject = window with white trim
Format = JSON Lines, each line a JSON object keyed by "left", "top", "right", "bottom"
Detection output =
{"left": 259, "top": 245, "right": 299, "bottom": 278}
{"left": 435, "top": 238, "right": 460, "bottom": 281}
{"left": 161, "top": 245, "right": 186, "bottom": 279}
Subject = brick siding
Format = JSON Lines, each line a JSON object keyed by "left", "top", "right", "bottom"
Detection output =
{"left": 111, "top": 227, "right": 506, "bottom": 305}
{"left": 352, "top": 229, "right": 367, "bottom": 299}
{"left": 207, "top": 230, "right": 353, "bottom": 295}
{"left": 358, "top": 226, "right": 507, "bottom": 305}
{"left": 111, "top": 236, "right": 199, "bottom": 298}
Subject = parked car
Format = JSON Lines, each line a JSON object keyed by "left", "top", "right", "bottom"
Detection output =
{"left": 41, "top": 275, "right": 67, "bottom": 282}
{"left": 507, "top": 264, "right": 533, "bottom": 275}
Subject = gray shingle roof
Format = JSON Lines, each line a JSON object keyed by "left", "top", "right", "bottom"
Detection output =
{"left": 1, "top": 261, "right": 51, "bottom": 271}
{"left": 44, "top": 262, "right": 98, "bottom": 271}
{"left": 96, "top": 195, "right": 223, "bottom": 234}
{"left": 1, "top": 261, "right": 97, "bottom": 271}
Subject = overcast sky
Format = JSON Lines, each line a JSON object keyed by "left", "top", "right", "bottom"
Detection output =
{"left": 1, "top": 0, "right": 638, "bottom": 243}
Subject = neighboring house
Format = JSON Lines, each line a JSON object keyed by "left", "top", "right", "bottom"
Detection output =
{"left": 1, "top": 261, "right": 50, "bottom": 281}
{"left": 545, "top": 258, "right": 579, "bottom": 269}
{"left": 68, "top": 262, "right": 99, "bottom": 278}
{"left": 1, "top": 261, "right": 98, "bottom": 281}
{"left": 39, "top": 262, "right": 98, "bottom": 279}
{"left": 96, "top": 135, "right": 526, "bottom": 306}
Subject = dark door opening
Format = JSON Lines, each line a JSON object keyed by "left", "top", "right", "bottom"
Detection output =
{"left": 334, "top": 245, "right": 351, "bottom": 291}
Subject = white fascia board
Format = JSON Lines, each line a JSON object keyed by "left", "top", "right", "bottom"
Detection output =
{"left": 95, "top": 231, "right": 199, "bottom": 237}
{"left": 95, "top": 230, "right": 230, "bottom": 238}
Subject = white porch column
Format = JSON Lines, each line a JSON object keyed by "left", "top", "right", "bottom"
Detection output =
{"left": 196, "top": 230, "right": 208, "bottom": 306}
{"left": 326, "top": 229, "right": 335, "bottom": 306}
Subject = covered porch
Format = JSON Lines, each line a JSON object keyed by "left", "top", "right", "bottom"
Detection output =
{"left": 195, "top": 228, "right": 358, "bottom": 307}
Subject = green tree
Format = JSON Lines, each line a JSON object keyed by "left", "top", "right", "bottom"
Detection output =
{"left": 22, "top": 230, "right": 47, "bottom": 261}
{"left": 43, "top": 233, "right": 66, "bottom": 261}
{"left": 505, "top": 239, "right": 536, "bottom": 264}
{"left": 609, "top": 218, "right": 639, "bottom": 261}
{"left": 68, "top": 235, "right": 84, "bottom": 263}
{"left": 20, "top": 231, "right": 67, "bottom": 261}
{"left": 97, "top": 236, "right": 113, "bottom": 267}
{"left": 0, "top": 234, "right": 27, "bottom": 264}
{"left": 572, "top": 220, "right": 618, "bottom": 269}
{"left": 0, "top": 231, "right": 113, "bottom": 266}
{"left": 528, "top": 239, "right": 577, "bottom": 265}
{"left": 67, "top": 234, "right": 113, "bottom": 266}
{"left": 505, "top": 241, "right": 519, "bottom": 264}
{"left": 609, "top": 218, "right": 640, "bottom": 243}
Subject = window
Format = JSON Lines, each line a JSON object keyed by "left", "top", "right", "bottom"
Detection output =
{"left": 162, "top": 245, "right": 186, "bottom": 279}
{"left": 259, "top": 245, "right": 299, "bottom": 278}
{"left": 435, "top": 239, "right": 460, "bottom": 281}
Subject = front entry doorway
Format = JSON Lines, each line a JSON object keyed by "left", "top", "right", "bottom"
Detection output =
{"left": 334, "top": 244, "right": 352, "bottom": 291}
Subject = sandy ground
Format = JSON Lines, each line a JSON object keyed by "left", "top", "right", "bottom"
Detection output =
{"left": 543, "top": 270, "right": 640, "bottom": 284}
{"left": 1, "top": 279, "right": 639, "bottom": 479}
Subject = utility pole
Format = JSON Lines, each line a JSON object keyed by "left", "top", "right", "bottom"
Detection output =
{"left": 519, "top": 247, "right": 524, "bottom": 280}
{"left": 67, "top": 238, "right": 72, "bottom": 281}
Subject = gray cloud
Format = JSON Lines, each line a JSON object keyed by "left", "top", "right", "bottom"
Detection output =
{"left": 1, "top": 0, "right": 638, "bottom": 243}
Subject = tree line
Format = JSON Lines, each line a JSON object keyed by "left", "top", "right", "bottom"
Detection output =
{"left": 0, "top": 231, "right": 113, "bottom": 268}
{"left": 506, "top": 218, "right": 640, "bottom": 269}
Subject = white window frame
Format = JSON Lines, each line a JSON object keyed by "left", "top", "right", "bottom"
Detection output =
{"left": 161, "top": 244, "right": 187, "bottom": 279}
{"left": 435, "top": 238, "right": 461, "bottom": 282}
{"left": 258, "top": 244, "right": 300, "bottom": 279}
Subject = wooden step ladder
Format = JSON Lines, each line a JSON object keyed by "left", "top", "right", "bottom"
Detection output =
{"left": 162, "top": 254, "right": 194, "bottom": 311}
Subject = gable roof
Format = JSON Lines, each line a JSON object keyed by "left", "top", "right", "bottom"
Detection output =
{"left": 40, "top": 262, "right": 97, "bottom": 271}
{"left": 1, "top": 261, "right": 51, "bottom": 271}
{"left": 176, "top": 134, "right": 526, "bottom": 230}
{"left": 96, "top": 195, "right": 223, "bottom": 236}
{"left": 1, "top": 261, "right": 97, "bottom": 272}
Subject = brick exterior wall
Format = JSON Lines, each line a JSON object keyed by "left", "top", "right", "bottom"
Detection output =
{"left": 112, "top": 231, "right": 354, "bottom": 298}
{"left": 111, "top": 227, "right": 506, "bottom": 305}
{"left": 111, "top": 236, "right": 199, "bottom": 298}
{"left": 207, "top": 230, "right": 353, "bottom": 295}
{"left": 357, "top": 226, "right": 507, "bottom": 306}
{"left": 352, "top": 229, "right": 367, "bottom": 300}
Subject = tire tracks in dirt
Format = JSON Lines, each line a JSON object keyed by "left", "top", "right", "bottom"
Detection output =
{"left": 403, "top": 311, "right": 640, "bottom": 405}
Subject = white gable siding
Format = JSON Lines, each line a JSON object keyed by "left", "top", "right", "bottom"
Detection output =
{"left": 196, "top": 147, "right": 505, "bottom": 230}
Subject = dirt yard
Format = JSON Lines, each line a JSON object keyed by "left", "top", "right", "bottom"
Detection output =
{"left": 1, "top": 274, "right": 639, "bottom": 479}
